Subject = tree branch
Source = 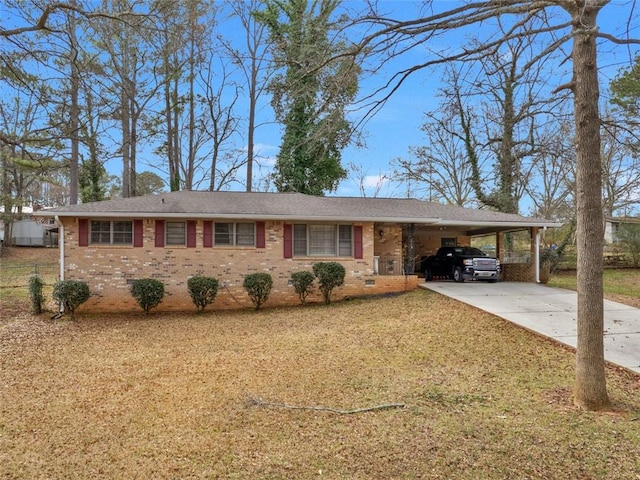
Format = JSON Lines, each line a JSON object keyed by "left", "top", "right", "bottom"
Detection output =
{"left": 246, "top": 395, "right": 406, "bottom": 415}
{"left": 597, "top": 32, "right": 640, "bottom": 45}
{"left": 1, "top": 3, "right": 144, "bottom": 37}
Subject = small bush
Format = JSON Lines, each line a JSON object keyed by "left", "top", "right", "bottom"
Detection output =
{"left": 130, "top": 278, "right": 165, "bottom": 314}
{"left": 52, "top": 280, "right": 90, "bottom": 319}
{"left": 243, "top": 272, "right": 273, "bottom": 310}
{"left": 313, "top": 262, "right": 345, "bottom": 305}
{"left": 291, "top": 271, "right": 315, "bottom": 305}
{"left": 188, "top": 276, "right": 219, "bottom": 312}
{"left": 28, "top": 274, "right": 46, "bottom": 314}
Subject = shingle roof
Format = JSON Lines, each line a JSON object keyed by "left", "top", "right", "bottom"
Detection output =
{"left": 37, "top": 191, "right": 558, "bottom": 227}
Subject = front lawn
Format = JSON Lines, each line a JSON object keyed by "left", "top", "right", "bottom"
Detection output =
{"left": 1, "top": 290, "right": 639, "bottom": 479}
{"left": 548, "top": 268, "right": 640, "bottom": 308}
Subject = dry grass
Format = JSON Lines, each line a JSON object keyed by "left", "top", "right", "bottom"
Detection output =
{"left": 1, "top": 288, "right": 639, "bottom": 479}
{"left": 549, "top": 269, "right": 640, "bottom": 309}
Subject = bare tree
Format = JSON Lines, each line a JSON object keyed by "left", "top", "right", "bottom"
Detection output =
{"left": 91, "top": 0, "right": 160, "bottom": 197}
{"left": 348, "top": 161, "right": 389, "bottom": 198}
{"left": 199, "top": 60, "right": 242, "bottom": 191}
{"left": 526, "top": 115, "right": 576, "bottom": 221}
{"left": 221, "top": 0, "right": 273, "bottom": 192}
{"left": 352, "top": 0, "right": 640, "bottom": 411}
{"left": 600, "top": 115, "right": 640, "bottom": 217}
{"left": 395, "top": 86, "right": 481, "bottom": 207}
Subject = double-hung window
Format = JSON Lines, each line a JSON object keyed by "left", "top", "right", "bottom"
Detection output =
{"left": 215, "top": 222, "right": 255, "bottom": 246}
{"left": 293, "top": 224, "right": 352, "bottom": 257}
{"left": 166, "top": 221, "right": 186, "bottom": 245}
{"left": 90, "top": 220, "right": 133, "bottom": 245}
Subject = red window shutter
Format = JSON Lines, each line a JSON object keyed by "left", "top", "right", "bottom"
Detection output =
{"left": 354, "top": 225, "right": 363, "bottom": 259}
{"left": 187, "top": 220, "right": 197, "bottom": 248}
{"left": 155, "top": 220, "right": 165, "bottom": 247}
{"left": 78, "top": 218, "right": 89, "bottom": 246}
{"left": 256, "top": 221, "right": 266, "bottom": 248}
{"left": 283, "top": 223, "right": 293, "bottom": 258}
{"left": 203, "top": 221, "right": 213, "bottom": 248}
{"left": 133, "top": 220, "right": 143, "bottom": 247}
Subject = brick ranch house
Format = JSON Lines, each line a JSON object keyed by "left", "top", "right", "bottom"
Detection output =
{"left": 37, "top": 191, "right": 560, "bottom": 312}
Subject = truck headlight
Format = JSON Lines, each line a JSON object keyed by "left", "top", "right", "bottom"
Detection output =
{"left": 464, "top": 259, "right": 473, "bottom": 266}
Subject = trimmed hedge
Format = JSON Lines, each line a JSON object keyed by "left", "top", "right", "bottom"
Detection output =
{"left": 313, "top": 262, "right": 345, "bottom": 305}
{"left": 188, "top": 276, "right": 219, "bottom": 312}
{"left": 290, "top": 271, "right": 315, "bottom": 305}
{"left": 243, "top": 273, "right": 273, "bottom": 310}
{"left": 130, "top": 278, "right": 165, "bottom": 314}
{"left": 52, "top": 280, "right": 90, "bottom": 319}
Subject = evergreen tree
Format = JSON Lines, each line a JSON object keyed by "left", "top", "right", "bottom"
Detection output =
{"left": 258, "top": 0, "right": 358, "bottom": 195}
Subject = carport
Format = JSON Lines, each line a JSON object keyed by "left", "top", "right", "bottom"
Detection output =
{"left": 397, "top": 221, "right": 561, "bottom": 283}
{"left": 370, "top": 200, "right": 561, "bottom": 283}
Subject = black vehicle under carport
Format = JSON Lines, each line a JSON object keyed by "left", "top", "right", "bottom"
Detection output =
{"left": 420, "top": 246, "right": 501, "bottom": 282}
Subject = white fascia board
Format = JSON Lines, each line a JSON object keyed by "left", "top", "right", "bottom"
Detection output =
{"left": 37, "top": 211, "right": 442, "bottom": 224}
{"left": 435, "top": 219, "right": 563, "bottom": 228}
{"left": 37, "top": 211, "right": 559, "bottom": 227}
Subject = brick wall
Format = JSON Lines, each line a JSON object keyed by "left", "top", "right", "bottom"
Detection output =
{"left": 61, "top": 218, "right": 418, "bottom": 313}
{"left": 501, "top": 263, "right": 534, "bottom": 282}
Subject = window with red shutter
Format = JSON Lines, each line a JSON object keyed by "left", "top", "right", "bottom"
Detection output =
{"left": 203, "top": 221, "right": 213, "bottom": 247}
{"left": 187, "top": 221, "right": 197, "bottom": 248}
{"left": 155, "top": 220, "right": 165, "bottom": 247}
{"left": 354, "top": 225, "right": 363, "bottom": 259}
{"left": 134, "top": 220, "right": 143, "bottom": 247}
{"left": 78, "top": 219, "right": 89, "bottom": 246}
{"left": 283, "top": 223, "right": 293, "bottom": 258}
{"left": 256, "top": 222, "right": 266, "bottom": 248}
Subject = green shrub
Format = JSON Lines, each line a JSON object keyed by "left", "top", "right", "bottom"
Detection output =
{"left": 188, "top": 276, "right": 219, "bottom": 312}
{"left": 28, "top": 274, "right": 46, "bottom": 314}
{"left": 130, "top": 278, "right": 165, "bottom": 314}
{"left": 243, "top": 272, "right": 273, "bottom": 310}
{"left": 52, "top": 280, "right": 90, "bottom": 319}
{"left": 291, "top": 271, "right": 315, "bottom": 305}
{"left": 313, "top": 262, "right": 345, "bottom": 305}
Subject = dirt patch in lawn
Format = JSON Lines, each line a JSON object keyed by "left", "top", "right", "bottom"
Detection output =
{"left": 1, "top": 290, "right": 639, "bottom": 479}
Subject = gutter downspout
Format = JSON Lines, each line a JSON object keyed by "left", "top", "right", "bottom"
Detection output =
{"left": 56, "top": 216, "right": 64, "bottom": 314}
{"left": 56, "top": 215, "right": 64, "bottom": 281}
{"left": 535, "top": 228, "right": 540, "bottom": 283}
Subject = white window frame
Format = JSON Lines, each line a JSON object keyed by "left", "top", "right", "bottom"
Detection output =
{"left": 166, "top": 221, "right": 186, "bottom": 246}
{"left": 90, "top": 220, "right": 133, "bottom": 245}
{"left": 293, "top": 224, "right": 353, "bottom": 257}
{"left": 214, "top": 222, "right": 255, "bottom": 246}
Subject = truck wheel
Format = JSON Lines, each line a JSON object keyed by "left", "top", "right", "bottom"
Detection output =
{"left": 453, "top": 267, "right": 465, "bottom": 283}
{"left": 424, "top": 268, "right": 433, "bottom": 281}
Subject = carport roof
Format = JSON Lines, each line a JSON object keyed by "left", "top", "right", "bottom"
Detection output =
{"left": 38, "top": 191, "right": 560, "bottom": 229}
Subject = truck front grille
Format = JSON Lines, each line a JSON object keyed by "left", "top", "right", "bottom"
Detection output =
{"left": 473, "top": 258, "right": 497, "bottom": 271}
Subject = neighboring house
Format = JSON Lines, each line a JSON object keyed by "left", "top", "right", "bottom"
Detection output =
{"left": 37, "top": 191, "right": 559, "bottom": 312}
{"left": 604, "top": 216, "right": 640, "bottom": 244}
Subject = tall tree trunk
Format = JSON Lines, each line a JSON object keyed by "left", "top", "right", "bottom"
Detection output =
{"left": 68, "top": 1, "right": 79, "bottom": 205}
{"left": 171, "top": 75, "right": 181, "bottom": 191}
{"left": 121, "top": 81, "right": 131, "bottom": 197}
{"left": 568, "top": 1, "right": 610, "bottom": 410}
{"left": 187, "top": 41, "right": 196, "bottom": 191}
{"left": 130, "top": 91, "right": 137, "bottom": 197}
{"left": 246, "top": 77, "right": 256, "bottom": 192}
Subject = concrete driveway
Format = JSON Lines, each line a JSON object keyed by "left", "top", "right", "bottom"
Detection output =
{"left": 421, "top": 281, "right": 640, "bottom": 374}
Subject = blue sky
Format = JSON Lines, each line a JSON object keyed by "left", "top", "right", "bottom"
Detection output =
{"left": 5, "top": 1, "right": 636, "bottom": 208}
{"left": 242, "top": 1, "right": 640, "bottom": 201}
